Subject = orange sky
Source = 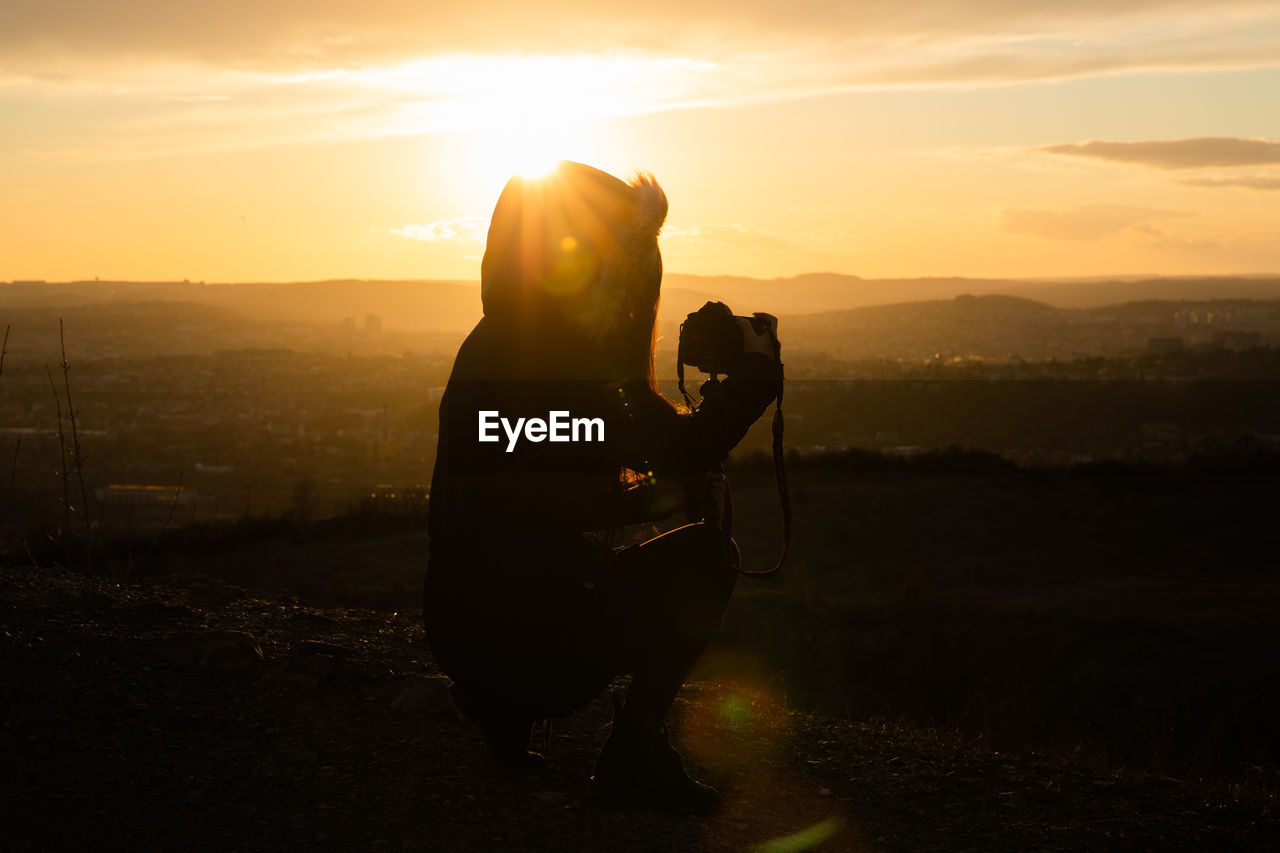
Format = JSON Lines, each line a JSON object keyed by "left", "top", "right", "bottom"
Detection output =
{"left": 4, "top": 1, "right": 1280, "bottom": 282}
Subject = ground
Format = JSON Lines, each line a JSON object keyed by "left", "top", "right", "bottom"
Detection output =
{"left": 3, "top": 564, "right": 1276, "bottom": 852}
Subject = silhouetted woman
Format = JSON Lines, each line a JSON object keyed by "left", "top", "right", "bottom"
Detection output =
{"left": 423, "top": 161, "right": 781, "bottom": 813}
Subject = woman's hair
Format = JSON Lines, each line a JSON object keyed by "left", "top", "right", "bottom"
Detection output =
{"left": 479, "top": 161, "right": 668, "bottom": 390}
{"left": 625, "top": 244, "right": 663, "bottom": 392}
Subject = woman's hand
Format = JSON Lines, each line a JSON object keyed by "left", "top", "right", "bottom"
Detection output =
{"left": 683, "top": 470, "right": 727, "bottom": 527}
{"left": 739, "top": 313, "right": 780, "bottom": 360}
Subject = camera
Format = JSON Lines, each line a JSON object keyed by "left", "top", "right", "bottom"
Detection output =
{"left": 678, "top": 301, "right": 778, "bottom": 375}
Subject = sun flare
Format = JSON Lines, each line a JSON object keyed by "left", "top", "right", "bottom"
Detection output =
{"left": 373, "top": 54, "right": 702, "bottom": 196}
{"left": 512, "top": 153, "right": 561, "bottom": 180}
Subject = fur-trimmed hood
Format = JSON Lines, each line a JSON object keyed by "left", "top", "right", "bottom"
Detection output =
{"left": 480, "top": 161, "right": 667, "bottom": 344}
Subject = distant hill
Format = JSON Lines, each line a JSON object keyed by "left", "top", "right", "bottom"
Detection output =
{"left": 1, "top": 289, "right": 1272, "bottom": 366}
{"left": 771, "top": 293, "right": 1280, "bottom": 363}
{"left": 5, "top": 276, "right": 1280, "bottom": 347}
{"left": 0, "top": 280, "right": 482, "bottom": 334}
{"left": 662, "top": 273, "right": 1280, "bottom": 315}
{"left": 792, "top": 293, "right": 1057, "bottom": 322}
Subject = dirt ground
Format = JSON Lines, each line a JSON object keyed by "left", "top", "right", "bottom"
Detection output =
{"left": 4, "top": 564, "right": 1277, "bottom": 852}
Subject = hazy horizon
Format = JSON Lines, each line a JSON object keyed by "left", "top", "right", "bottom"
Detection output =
{"left": 11, "top": 269, "right": 1280, "bottom": 287}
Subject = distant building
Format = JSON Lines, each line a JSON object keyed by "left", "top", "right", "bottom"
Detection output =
{"left": 365, "top": 314, "right": 383, "bottom": 334}
{"left": 1214, "top": 331, "right": 1262, "bottom": 350}
{"left": 1147, "top": 337, "right": 1184, "bottom": 355}
{"left": 194, "top": 462, "right": 235, "bottom": 474}
{"left": 1141, "top": 422, "right": 1184, "bottom": 448}
{"left": 96, "top": 484, "right": 198, "bottom": 506}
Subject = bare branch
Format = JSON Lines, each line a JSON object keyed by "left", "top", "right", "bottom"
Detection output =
{"left": 45, "top": 363, "right": 72, "bottom": 570}
{"left": 8, "top": 436, "right": 20, "bottom": 505}
{"left": 0, "top": 323, "right": 9, "bottom": 384}
{"left": 59, "top": 319, "right": 94, "bottom": 572}
{"left": 138, "top": 470, "right": 185, "bottom": 567}
{"left": 4, "top": 326, "right": 15, "bottom": 504}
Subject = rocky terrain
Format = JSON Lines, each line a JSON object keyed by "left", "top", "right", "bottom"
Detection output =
{"left": 3, "top": 564, "right": 1277, "bottom": 852}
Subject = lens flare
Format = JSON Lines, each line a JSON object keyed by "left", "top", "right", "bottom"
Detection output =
{"left": 719, "top": 694, "right": 754, "bottom": 728}
{"left": 678, "top": 680, "right": 788, "bottom": 772}
{"left": 754, "top": 817, "right": 845, "bottom": 853}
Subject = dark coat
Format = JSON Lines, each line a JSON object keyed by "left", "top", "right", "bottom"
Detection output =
{"left": 423, "top": 314, "right": 780, "bottom": 716}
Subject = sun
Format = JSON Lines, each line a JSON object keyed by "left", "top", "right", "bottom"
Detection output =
{"left": 384, "top": 55, "right": 638, "bottom": 195}
{"left": 436, "top": 121, "right": 598, "bottom": 201}
{"left": 511, "top": 152, "right": 561, "bottom": 180}
{"left": 498, "top": 127, "right": 578, "bottom": 180}
{"left": 439, "top": 112, "right": 613, "bottom": 202}
{"left": 443, "top": 60, "right": 609, "bottom": 188}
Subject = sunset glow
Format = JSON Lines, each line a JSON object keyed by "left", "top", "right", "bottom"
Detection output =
{"left": 4, "top": 2, "right": 1280, "bottom": 281}
{"left": 362, "top": 54, "right": 700, "bottom": 185}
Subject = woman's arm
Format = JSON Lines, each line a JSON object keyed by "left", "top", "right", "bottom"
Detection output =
{"left": 623, "top": 350, "right": 782, "bottom": 480}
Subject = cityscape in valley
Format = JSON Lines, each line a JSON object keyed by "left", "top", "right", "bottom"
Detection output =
{"left": 2, "top": 275, "right": 1279, "bottom": 527}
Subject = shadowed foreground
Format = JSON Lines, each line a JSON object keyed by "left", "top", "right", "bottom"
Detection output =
{"left": 3, "top": 565, "right": 1276, "bottom": 852}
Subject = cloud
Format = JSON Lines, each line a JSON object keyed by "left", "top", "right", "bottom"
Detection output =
{"left": 4, "top": 1, "right": 1280, "bottom": 82}
{"left": 1179, "top": 175, "right": 1280, "bottom": 191}
{"left": 2, "top": 54, "right": 727, "bottom": 161}
{"left": 999, "top": 204, "right": 1190, "bottom": 241}
{"left": 1127, "top": 225, "right": 1280, "bottom": 262}
{"left": 1039, "top": 137, "right": 1280, "bottom": 170}
{"left": 664, "top": 224, "right": 794, "bottom": 250}
{"left": 7, "top": 3, "right": 1280, "bottom": 161}
{"left": 391, "top": 217, "right": 487, "bottom": 243}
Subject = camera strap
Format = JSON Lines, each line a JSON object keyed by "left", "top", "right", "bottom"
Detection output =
{"left": 680, "top": 367, "right": 789, "bottom": 579}
{"left": 729, "top": 371, "right": 790, "bottom": 578}
{"left": 676, "top": 332, "right": 692, "bottom": 409}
